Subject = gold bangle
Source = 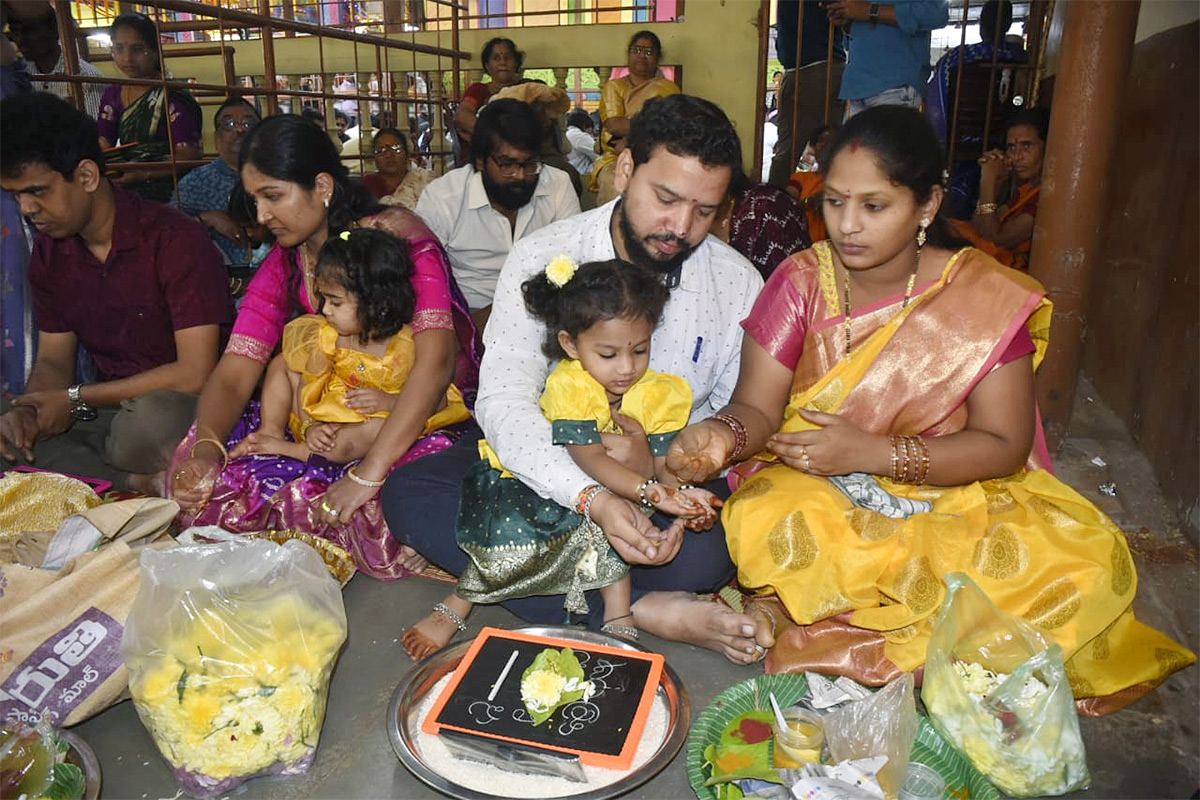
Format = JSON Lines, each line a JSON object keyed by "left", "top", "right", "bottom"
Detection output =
{"left": 345, "top": 467, "right": 387, "bottom": 488}
{"left": 191, "top": 437, "right": 228, "bottom": 466}
{"left": 975, "top": 202, "right": 998, "bottom": 216}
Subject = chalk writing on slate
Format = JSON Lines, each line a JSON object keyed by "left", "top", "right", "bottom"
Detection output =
{"left": 424, "top": 628, "right": 665, "bottom": 769}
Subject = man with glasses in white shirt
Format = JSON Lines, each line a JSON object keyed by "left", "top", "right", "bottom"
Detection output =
{"left": 385, "top": 94, "right": 773, "bottom": 665}
{"left": 415, "top": 98, "right": 579, "bottom": 330}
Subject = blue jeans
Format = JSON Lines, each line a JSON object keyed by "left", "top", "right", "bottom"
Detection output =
{"left": 380, "top": 427, "right": 736, "bottom": 628}
{"left": 845, "top": 84, "right": 922, "bottom": 119}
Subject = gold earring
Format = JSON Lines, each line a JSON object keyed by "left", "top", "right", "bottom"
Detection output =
{"left": 917, "top": 218, "right": 930, "bottom": 248}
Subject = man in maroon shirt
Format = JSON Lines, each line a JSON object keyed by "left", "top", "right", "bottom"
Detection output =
{"left": 0, "top": 92, "right": 232, "bottom": 491}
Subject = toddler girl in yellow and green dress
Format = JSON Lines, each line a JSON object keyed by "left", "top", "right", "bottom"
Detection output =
{"left": 402, "top": 257, "right": 722, "bottom": 660}
{"left": 232, "top": 228, "right": 468, "bottom": 465}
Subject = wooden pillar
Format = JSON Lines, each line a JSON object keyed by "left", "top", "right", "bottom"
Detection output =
{"left": 1029, "top": 0, "right": 1140, "bottom": 450}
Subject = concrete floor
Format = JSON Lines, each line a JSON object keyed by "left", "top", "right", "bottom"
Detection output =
{"left": 75, "top": 377, "right": 1199, "bottom": 799}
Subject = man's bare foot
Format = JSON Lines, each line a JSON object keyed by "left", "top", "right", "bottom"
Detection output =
{"left": 401, "top": 598, "right": 470, "bottom": 661}
{"left": 631, "top": 591, "right": 774, "bottom": 665}
{"left": 127, "top": 470, "right": 166, "bottom": 496}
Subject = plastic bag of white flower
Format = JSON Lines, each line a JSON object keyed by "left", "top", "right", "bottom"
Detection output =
{"left": 121, "top": 539, "right": 348, "bottom": 797}
{"left": 922, "top": 573, "right": 1090, "bottom": 797}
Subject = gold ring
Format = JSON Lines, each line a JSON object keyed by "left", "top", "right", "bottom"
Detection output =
{"left": 800, "top": 446, "right": 810, "bottom": 470}
{"left": 320, "top": 500, "right": 333, "bottom": 513}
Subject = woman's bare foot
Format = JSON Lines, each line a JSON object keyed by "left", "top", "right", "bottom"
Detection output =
{"left": 401, "top": 597, "right": 470, "bottom": 661}
{"left": 631, "top": 591, "right": 774, "bottom": 665}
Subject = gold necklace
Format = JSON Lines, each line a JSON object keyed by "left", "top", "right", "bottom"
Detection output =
{"left": 842, "top": 245, "right": 923, "bottom": 360}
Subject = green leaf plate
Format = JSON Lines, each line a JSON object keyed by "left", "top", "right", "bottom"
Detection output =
{"left": 685, "top": 673, "right": 1000, "bottom": 800}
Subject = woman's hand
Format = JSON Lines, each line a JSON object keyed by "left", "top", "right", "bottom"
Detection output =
{"left": 171, "top": 451, "right": 221, "bottom": 507}
{"left": 345, "top": 387, "right": 395, "bottom": 415}
{"left": 765, "top": 409, "right": 885, "bottom": 476}
{"left": 666, "top": 419, "right": 734, "bottom": 484}
{"left": 978, "top": 149, "right": 1010, "bottom": 194}
{"left": 589, "top": 490, "right": 684, "bottom": 566}
{"left": 317, "top": 474, "right": 380, "bottom": 527}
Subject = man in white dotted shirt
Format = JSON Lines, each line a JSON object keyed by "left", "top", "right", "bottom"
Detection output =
{"left": 384, "top": 95, "right": 773, "bottom": 664}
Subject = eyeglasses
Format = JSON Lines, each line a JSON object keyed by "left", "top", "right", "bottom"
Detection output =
{"left": 489, "top": 155, "right": 542, "bottom": 178}
{"left": 216, "top": 118, "right": 257, "bottom": 132}
{"left": 375, "top": 144, "right": 407, "bottom": 156}
{"left": 110, "top": 43, "right": 149, "bottom": 57}
{"left": 628, "top": 45, "right": 657, "bottom": 57}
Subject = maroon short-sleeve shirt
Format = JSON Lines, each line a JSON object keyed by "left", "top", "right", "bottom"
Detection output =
{"left": 29, "top": 186, "right": 234, "bottom": 381}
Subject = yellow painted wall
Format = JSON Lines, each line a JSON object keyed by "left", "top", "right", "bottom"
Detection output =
{"left": 101, "top": 0, "right": 766, "bottom": 166}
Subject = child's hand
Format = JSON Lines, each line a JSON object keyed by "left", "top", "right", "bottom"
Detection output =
{"left": 345, "top": 387, "right": 395, "bottom": 415}
{"left": 643, "top": 482, "right": 724, "bottom": 530}
{"left": 676, "top": 486, "right": 724, "bottom": 531}
{"left": 307, "top": 423, "right": 341, "bottom": 452}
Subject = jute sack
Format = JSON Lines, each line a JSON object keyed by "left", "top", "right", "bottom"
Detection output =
{"left": 0, "top": 536, "right": 172, "bottom": 727}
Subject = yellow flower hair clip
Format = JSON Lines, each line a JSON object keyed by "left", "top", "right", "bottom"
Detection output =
{"left": 339, "top": 230, "right": 352, "bottom": 241}
{"left": 545, "top": 254, "right": 577, "bottom": 288}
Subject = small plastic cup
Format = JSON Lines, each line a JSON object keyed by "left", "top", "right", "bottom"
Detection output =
{"left": 898, "top": 762, "right": 946, "bottom": 800}
{"left": 771, "top": 707, "right": 824, "bottom": 768}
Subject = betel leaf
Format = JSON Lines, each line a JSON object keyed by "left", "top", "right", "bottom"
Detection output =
{"left": 520, "top": 647, "right": 591, "bottom": 727}
{"left": 44, "top": 762, "right": 86, "bottom": 800}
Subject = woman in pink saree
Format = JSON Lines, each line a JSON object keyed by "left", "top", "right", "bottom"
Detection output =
{"left": 169, "top": 114, "right": 479, "bottom": 580}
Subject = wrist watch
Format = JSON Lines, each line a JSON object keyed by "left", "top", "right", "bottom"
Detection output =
{"left": 67, "top": 384, "right": 98, "bottom": 422}
{"left": 869, "top": 2, "right": 881, "bottom": 27}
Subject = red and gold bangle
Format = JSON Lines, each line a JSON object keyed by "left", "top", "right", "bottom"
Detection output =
{"left": 712, "top": 413, "right": 748, "bottom": 463}
{"left": 575, "top": 484, "right": 609, "bottom": 522}
{"left": 913, "top": 436, "right": 931, "bottom": 484}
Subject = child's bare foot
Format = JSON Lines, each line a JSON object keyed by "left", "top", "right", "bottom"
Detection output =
{"left": 231, "top": 431, "right": 308, "bottom": 460}
{"left": 401, "top": 599, "right": 470, "bottom": 660}
{"left": 600, "top": 612, "right": 639, "bottom": 642}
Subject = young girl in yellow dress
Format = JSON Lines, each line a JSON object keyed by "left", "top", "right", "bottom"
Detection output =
{"left": 233, "top": 228, "right": 468, "bottom": 465}
{"left": 402, "top": 258, "right": 721, "bottom": 659}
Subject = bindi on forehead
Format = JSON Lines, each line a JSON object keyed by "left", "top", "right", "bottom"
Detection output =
{"left": 848, "top": 142, "right": 860, "bottom": 153}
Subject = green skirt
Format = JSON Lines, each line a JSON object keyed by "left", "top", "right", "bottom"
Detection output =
{"left": 455, "top": 459, "right": 628, "bottom": 614}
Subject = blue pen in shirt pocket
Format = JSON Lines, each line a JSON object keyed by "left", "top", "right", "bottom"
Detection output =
{"left": 692, "top": 336, "right": 703, "bottom": 363}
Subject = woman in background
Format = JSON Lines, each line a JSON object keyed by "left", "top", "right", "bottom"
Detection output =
{"left": 589, "top": 31, "right": 679, "bottom": 204}
{"left": 953, "top": 107, "right": 1048, "bottom": 271}
{"left": 96, "top": 12, "right": 201, "bottom": 202}
{"left": 361, "top": 128, "right": 433, "bottom": 210}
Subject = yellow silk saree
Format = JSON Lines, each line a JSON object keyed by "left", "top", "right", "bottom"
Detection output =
{"left": 724, "top": 242, "right": 1194, "bottom": 714}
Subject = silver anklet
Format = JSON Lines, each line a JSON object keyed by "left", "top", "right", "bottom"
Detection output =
{"left": 433, "top": 602, "right": 467, "bottom": 631}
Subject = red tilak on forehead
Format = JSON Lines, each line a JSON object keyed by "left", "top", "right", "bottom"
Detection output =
{"left": 848, "top": 142, "right": 861, "bottom": 153}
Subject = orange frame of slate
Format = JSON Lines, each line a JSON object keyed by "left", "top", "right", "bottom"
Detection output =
{"left": 422, "top": 627, "right": 666, "bottom": 770}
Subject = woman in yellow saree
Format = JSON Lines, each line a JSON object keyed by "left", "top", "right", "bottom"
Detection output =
{"left": 668, "top": 106, "right": 1194, "bottom": 715}
{"left": 589, "top": 31, "right": 679, "bottom": 205}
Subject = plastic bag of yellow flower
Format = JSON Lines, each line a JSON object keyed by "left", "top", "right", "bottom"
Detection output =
{"left": 923, "top": 573, "right": 1089, "bottom": 797}
{"left": 120, "top": 539, "right": 347, "bottom": 797}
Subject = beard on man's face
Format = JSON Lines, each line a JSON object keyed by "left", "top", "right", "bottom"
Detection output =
{"left": 617, "top": 201, "right": 697, "bottom": 274}
{"left": 482, "top": 169, "right": 537, "bottom": 210}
